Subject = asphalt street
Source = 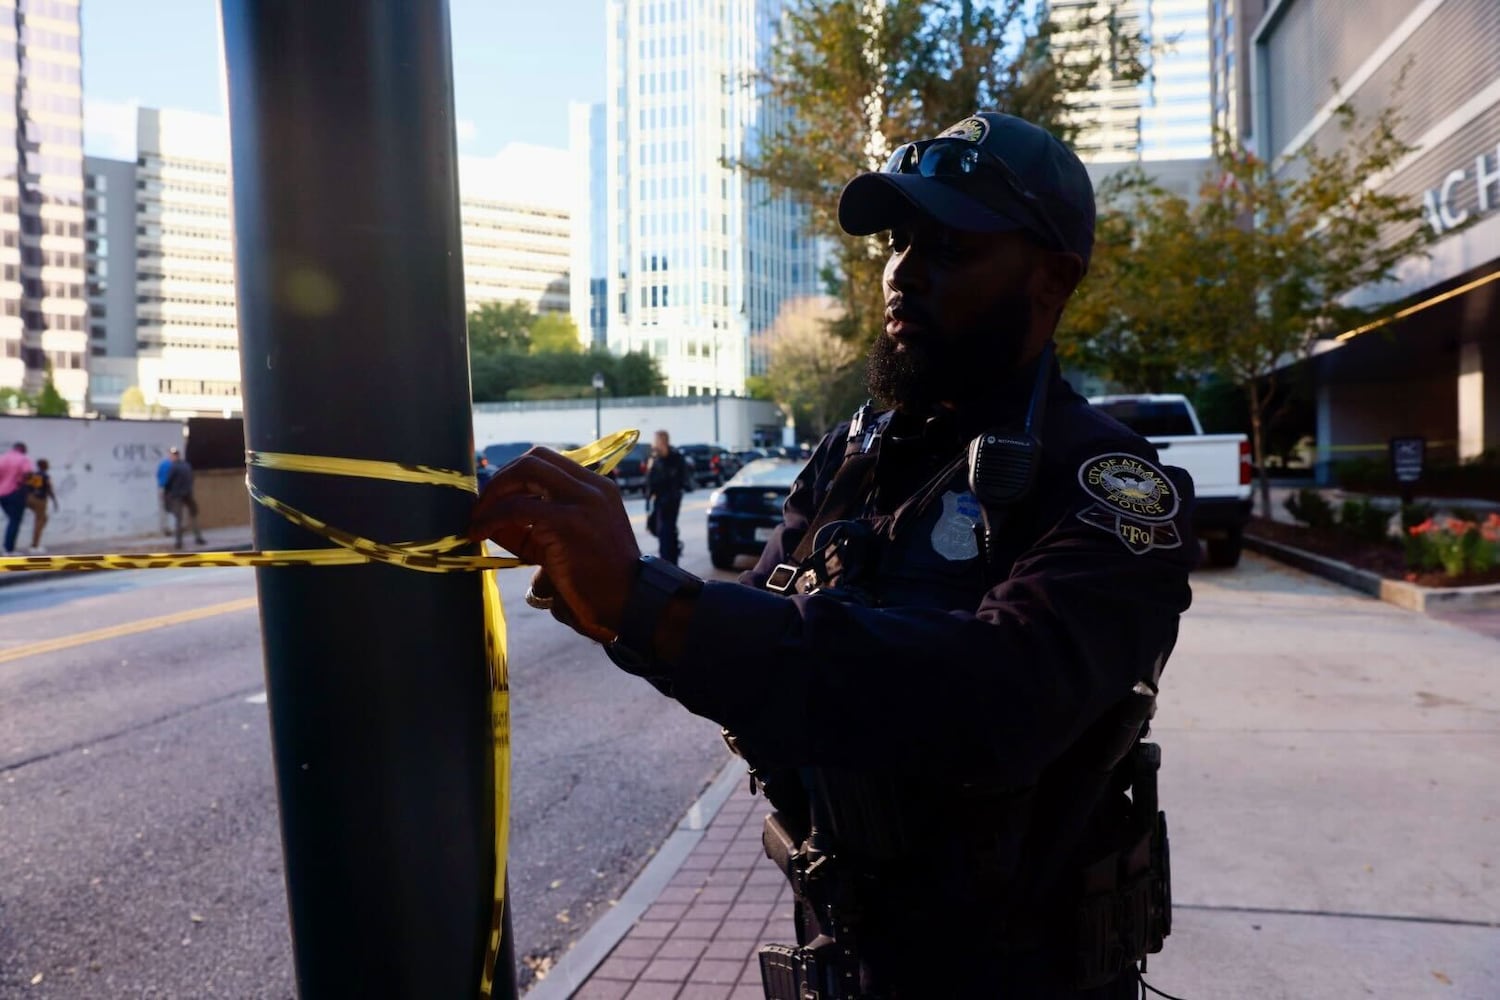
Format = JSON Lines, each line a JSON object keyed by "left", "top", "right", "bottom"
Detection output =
{"left": 0, "top": 493, "right": 736, "bottom": 998}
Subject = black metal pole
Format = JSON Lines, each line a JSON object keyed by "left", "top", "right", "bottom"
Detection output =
{"left": 219, "top": 3, "right": 516, "bottom": 997}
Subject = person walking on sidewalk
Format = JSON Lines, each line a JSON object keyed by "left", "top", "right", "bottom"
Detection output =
{"left": 157, "top": 447, "right": 176, "bottom": 535}
{"left": 472, "top": 111, "right": 1195, "bottom": 999}
{"left": 164, "top": 449, "right": 206, "bottom": 549}
{"left": 644, "top": 429, "right": 690, "bottom": 565}
{"left": 0, "top": 441, "right": 33, "bottom": 554}
{"left": 21, "top": 458, "right": 58, "bottom": 554}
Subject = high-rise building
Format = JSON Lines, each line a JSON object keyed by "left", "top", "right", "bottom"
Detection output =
{"left": 570, "top": 101, "right": 609, "bottom": 347}
{"left": 133, "top": 107, "right": 241, "bottom": 417}
{"left": 1209, "top": 0, "right": 1266, "bottom": 150}
{"left": 458, "top": 143, "right": 574, "bottom": 319}
{"left": 604, "top": 0, "right": 824, "bottom": 398}
{"left": 1140, "top": 0, "right": 1212, "bottom": 159}
{"left": 1049, "top": 0, "right": 1212, "bottom": 162}
{"left": 87, "top": 107, "right": 577, "bottom": 417}
{"left": 1049, "top": 0, "right": 1148, "bottom": 162}
{"left": 0, "top": 0, "right": 87, "bottom": 412}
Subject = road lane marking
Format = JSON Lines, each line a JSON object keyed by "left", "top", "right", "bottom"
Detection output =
{"left": 0, "top": 597, "right": 259, "bottom": 665}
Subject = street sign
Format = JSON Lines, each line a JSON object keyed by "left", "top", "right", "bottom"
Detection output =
{"left": 1390, "top": 437, "right": 1425, "bottom": 492}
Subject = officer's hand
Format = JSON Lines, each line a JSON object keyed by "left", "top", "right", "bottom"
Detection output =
{"left": 467, "top": 448, "right": 640, "bottom": 644}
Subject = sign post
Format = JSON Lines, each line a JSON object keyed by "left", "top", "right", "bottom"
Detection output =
{"left": 1390, "top": 436, "right": 1426, "bottom": 507}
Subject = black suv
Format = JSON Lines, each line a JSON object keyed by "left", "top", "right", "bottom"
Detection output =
{"left": 678, "top": 444, "right": 740, "bottom": 487}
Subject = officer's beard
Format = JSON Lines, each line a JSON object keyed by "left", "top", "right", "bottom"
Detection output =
{"left": 865, "top": 293, "right": 1033, "bottom": 415}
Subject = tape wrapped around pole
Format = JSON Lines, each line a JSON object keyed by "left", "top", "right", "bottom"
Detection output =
{"left": 218, "top": 2, "right": 518, "bottom": 996}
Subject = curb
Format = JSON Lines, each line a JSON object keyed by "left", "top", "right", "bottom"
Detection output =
{"left": 1244, "top": 534, "right": 1500, "bottom": 613}
{"left": 525, "top": 755, "right": 747, "bottom": 999}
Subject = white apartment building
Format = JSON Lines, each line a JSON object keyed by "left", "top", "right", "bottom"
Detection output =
{"left": 132, "top": 107, "right": 241, "bottom": 418}
{"left": 458, "top": 143, "right": 574, "bottom": 319}
{"left": 604, "top": 0, "right": 824, "bottom": 398}
{"left": 1048, "top": 0, "right": 1212, "bottom": 162}
{"left": 85, "top": 106, "right": 576, "bottom": 417}
{"left": 0, "top": 0, "right": 88, "bottom": 413}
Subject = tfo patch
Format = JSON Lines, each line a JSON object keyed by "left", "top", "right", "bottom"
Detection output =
{"left": 1077, "top": 505, "right": 1182, "bottom": 555}
{"left": 1078, "top": 453, "right": 1179, "bottom": 522}
{"left": 939, "top": 116, "right": 989, "bottom": 144}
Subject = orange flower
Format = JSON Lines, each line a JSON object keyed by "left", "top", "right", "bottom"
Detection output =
{"left": 1447, "top": 518, "right": 1474, "bottom": 536}
{"left": 1408, "top": 519, "right": 1436, "bottom": 536}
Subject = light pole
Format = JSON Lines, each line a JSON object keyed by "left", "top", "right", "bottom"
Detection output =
{"left": 592, "top": 371, "right": 605, "bottom": 441}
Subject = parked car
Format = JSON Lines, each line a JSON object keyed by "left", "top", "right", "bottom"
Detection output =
{"left": 607, "top": 442, "right": 653, "bottom": 495}
{"left": 481, "top": 441, "right": 580, "bottom": 471}
{"left": 679, "top": 444, "right": 741, "bottom": 487}
{"left": 1088, "top": 393, "right": 1252, "bottom": 567}
{"left": 705, "top": 458, "right": 802, "bottom": 570}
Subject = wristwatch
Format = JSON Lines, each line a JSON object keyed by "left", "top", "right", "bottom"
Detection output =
{"left": 610, "top": 556, "right": 704, "bottom": 661}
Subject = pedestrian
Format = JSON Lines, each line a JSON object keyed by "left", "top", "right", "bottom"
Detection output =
{"left": 164, "top": 448, "right": 206, "bottom": 550}
{"left": 157, "top": 447, "right": 176, "bottom": 535}
{"left": 470, "top": 111, "right": 1196, "bottom": 998}
{"left": 0, "top": 441, "right": 32, "bottom": 554}
{"left": 475, "top": 455, "right": 496, "bottom": 491}
{"left": 22, "top": 458, "right": 58, "bottom": 553}
{"left": 643, "top": 429, "right": 690, "bottom": 565}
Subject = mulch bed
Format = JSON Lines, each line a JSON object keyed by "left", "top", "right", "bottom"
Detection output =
{"left": 1247, "top": 517, "right": 1500, "bottom": 588}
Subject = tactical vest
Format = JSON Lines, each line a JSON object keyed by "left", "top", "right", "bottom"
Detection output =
{"left": 730, "top": 399, "right": 1170, "bottom": 1000}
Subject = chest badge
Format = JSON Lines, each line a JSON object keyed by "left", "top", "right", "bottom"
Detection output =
{"left": 931, "top": 490, "right": 982, "bottom": 561}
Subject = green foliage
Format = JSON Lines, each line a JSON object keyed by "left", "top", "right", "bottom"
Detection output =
{"left": 470, "top": 347, "right": 665, "bottom": 403}
{"left": 468, "top": 300, "right": 536, "bottom": 355}
{"left": 744, "top": 0, "right": 1145, "bottom": 348}
{"left": 743, "top": 374, "right": 775, "bottom": 401}
{"left": 760, "top": 300, "right": 862, "bottom": 440}
{"left": 1284, "top": 488, "right": 1334, "bottom": 530}
{"left": 530, "top": 313, "right": 582, "bottom": 355}
{"left": 1335, "top": 452, "right": 1500, "bottom": 500}
{"left": 35, "top": 376, "right": 68, "bottom": 416}
{"left": 0, "top": 386, "right": 31, "bottom": 413}
{"left": 1336, "top": 498, "right": 1391, "bottom": 544}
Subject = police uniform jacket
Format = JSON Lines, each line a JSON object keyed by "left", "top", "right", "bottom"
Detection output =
{"left": 616, "top": 358, "right": 1196, "bottom": 995}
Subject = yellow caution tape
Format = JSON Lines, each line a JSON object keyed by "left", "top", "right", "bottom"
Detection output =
{"left": 0, "top": 429, "right": 640, "bottom": 1000}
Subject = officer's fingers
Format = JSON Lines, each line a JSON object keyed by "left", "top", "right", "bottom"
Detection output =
{"left": 524, "top": 445, "right": 621, "bottom": 492}
{"left": 529, "top": 567, "right": 557, "bottom": 600}
{"left": 472, "top": 457, "right": 602, "bottom": 527}
{"left": 467, "top": 494, "right": 553, "bottom": 553}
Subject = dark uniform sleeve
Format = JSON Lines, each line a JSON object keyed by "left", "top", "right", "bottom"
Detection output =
{"left": 654, "top": 439, "right": 1195, "bottom": 786}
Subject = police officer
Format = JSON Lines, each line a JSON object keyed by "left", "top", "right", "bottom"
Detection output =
{"left": 472, "top": 111, "right": 1195, "bottom": 998}
{"left": 645, "top": 429, "right": 690, "bottom": 565}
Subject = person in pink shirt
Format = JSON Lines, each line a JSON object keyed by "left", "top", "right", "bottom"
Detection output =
{"left": 0, "top": 441, "right": 33, "bottom": 554}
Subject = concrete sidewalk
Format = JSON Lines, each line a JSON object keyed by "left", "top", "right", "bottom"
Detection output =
{"left": 533, "top": 553, "right": 1500, "bottom": 999}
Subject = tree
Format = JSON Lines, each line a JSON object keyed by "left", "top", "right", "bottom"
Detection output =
{"left": 1063, "top": 102, "right": 1436, "bottom": 516}
{"left": 467, "top": 300, "right": 534, "bottom": 355}
{"left": 119, "top": 385, "right": 148, "bottom": 417}
{"left": 744, "top": 0, "right": 1145, "bottom": 348}
{"left": 0, "top": 387, "right": 31, "bottom": 413}
{"left": 529, "top": 312, "right": 583, "bottom": 354}
{"left": 762, "top": 297, "right": 862, "bottom": 439}
{"left": 35, "top": 375, "right": 68, "bottom": 416}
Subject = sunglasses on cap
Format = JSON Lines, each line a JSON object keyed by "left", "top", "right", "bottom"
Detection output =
{"left": 882, "top": 138, "right": 1069, "bottom": 252}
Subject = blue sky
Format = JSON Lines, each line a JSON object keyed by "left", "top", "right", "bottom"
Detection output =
{"left": 83, "top": 0, "right": 607, "bottom": 159}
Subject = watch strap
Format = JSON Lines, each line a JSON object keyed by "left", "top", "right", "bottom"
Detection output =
{"left": 614, "top": 556, "right": 702, "bottom": 658}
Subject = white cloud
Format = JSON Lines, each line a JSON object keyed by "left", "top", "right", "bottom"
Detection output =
{"left": 84, "top": 98, "right": 141, "bottom": 161}
{"left": 456, "top": 119, "right": 478, "bottom": 144}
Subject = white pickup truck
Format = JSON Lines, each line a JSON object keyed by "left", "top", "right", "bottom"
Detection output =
{"left": 1088, "top": 393, "right": 1253, "bottom": 567}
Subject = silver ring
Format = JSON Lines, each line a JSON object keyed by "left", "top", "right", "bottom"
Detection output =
{"left": 524, "top": 586, "right": 554, "bottom": 611}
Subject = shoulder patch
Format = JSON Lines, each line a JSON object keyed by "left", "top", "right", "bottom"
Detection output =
{"left": 939, "top": 116, "right": 989, "bottom": 144}
{"left": 1078, "top": 452, "right": 1179, "bottom": 522}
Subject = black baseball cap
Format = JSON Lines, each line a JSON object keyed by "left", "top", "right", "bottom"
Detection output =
{"left": 837, "top": 112, "right": 1096, "bottom": 268}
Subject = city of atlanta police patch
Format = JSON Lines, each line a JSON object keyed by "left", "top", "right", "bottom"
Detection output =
{"left": 1076, "top": 452, "right": 1182, "bottom": 554}
{"left": 939, "top": 116, "right": 989, "bottom": 144}
{"left": 1078, "top": 453, "right": 1179, "bottom": 522}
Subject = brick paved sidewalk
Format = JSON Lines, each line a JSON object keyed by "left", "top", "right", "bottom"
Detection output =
{"left": 569, "top": 776, "right": 790, "bottom": 1000}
